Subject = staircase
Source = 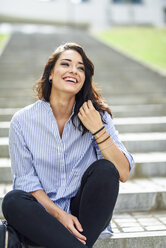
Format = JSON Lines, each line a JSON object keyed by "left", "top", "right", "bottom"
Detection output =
{"left": 0, "top": 24, "right": 166, "bottom": 248}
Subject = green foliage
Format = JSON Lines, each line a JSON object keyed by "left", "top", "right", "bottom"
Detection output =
{"left": 94, "top": 27, "right": 166, "bottom": 71}
{"left": 0, "top": 34, "right": 10, "bottom": 51}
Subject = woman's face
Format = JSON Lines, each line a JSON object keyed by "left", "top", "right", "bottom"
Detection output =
{"left": 49, "top": 49, "right": 86, "bottom": 96}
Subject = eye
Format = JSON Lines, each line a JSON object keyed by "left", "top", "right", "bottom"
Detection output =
{"left": 78, "top": 66, "right": 85, "bottom": 71}
{"left": 60, "top": 62, "right": 69, "bottom": 66}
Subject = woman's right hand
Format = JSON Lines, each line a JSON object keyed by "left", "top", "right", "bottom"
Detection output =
{"left": 56, "top": 209, "right": 87, "bottom": 245}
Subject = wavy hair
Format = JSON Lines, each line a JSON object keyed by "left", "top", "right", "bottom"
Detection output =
{"left": 34, "top": 42, "right": 112, "bottom": 135}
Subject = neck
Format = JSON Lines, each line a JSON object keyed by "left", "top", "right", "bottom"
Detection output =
{"left": 49, "top": 92, "right": 75, "bottom": 120}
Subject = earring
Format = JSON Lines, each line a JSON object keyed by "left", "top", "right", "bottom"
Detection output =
{"left": 49, "top": 79, "right": 52, "bottom": 84}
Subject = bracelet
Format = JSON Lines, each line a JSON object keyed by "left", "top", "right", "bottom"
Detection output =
{"left": 92, "top": 126, "right": 105, "bottom": 136}
{"left": 95, "top": 131, "right": 106, "bottom": 141}
{"left": 97, "top": 135, "right": 110, "bottom": 145}
{"left": 100, "top": 141, "right": 114, "bottom": 152}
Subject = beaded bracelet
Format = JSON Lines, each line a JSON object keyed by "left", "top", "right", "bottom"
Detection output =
{"left": 97, "top": 135, "right": 110, "bottom": 145}
{"left": 92, "top": 126, "right": 105, "bottom": 136}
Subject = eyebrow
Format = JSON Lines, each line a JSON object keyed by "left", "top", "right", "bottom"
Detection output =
{"left": 60, "top": 58, "right": 84, "bottom": 65}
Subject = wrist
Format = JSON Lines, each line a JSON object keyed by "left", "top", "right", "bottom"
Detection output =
{"left": 54, "top": 206, "right": 65, "bottom": 219}
{"left": 92, "top": 126, "right": 104, "bottom": 136}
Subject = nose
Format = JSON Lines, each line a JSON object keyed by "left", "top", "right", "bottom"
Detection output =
{"left": 69, "top": 65, "right": 78, "bottom": 74}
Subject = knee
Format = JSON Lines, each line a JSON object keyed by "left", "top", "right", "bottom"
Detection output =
{"left": 2, "top": 189, "right": 29, "bottom": 217}
{"left": 93, "top": 159, "right": 120, "bottom": 180}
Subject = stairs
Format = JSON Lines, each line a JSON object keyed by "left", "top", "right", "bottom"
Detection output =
{"left": 0, "top": 24, "right": 166, "bottom": 247}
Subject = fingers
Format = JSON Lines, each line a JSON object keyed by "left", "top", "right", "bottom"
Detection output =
{"left": 68, "top": 217, "right": 86, "bottom": 244}
{"left": 82, "top": 101, "right": 89, "bottom": 112}
{"left": 83, "top": 100, "right": 94, "bottom": 110}
{"left": 69, "top": 225, "right": 86, "bottom": 244}
{"left": 79, "top": 100, "right": 94, "bottom": 114}
{"left": 87, "top": 100, "right": 94, "bottom": 108}
{"left": 78, "top": 100, "right": 103, "bottom": 133}
{"left": 78, "top": 238, "right": 86, "bottom": 245}
{"left": 73, "top": 216, "right": 83, "bottom": 233}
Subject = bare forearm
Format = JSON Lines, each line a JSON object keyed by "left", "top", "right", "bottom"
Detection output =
{"left": 30, "top": 189, "right": 64, "bottom": 218}
{"left": 94, "top": 128, "right": 130, "bottom": 182}
{"left": 78, "top": 100, "right": 130, "bottom": 182}
{"left": 30, "top": 189, "right": 87, "bottom": 244}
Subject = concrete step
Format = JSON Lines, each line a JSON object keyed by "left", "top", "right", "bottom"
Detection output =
{"left": 0, "top": 122, "right": 10, "bottom": 137}
{"left": 0, "top": 104, "right": 165, "bottom": 122}
{"left": 1, "top": 153, "right": 166, "bottom": 182}
{"left": 26, "top": 210, "right": 166, "bottom": 248}
{"left": 0, "top": 158, "right": 11, "bottom": 182}
{"left": 105, "top": 93, "right": 166, "bottom": 105}
{"left": 94, "top": 210, "right": 166, "bottom": 248}
{"left": 0, "top": 178, "right": 165, "bottom": 218}
{"left": 0, "top": 88, "right": 33, "bottom": 97}
{"left": 0, "top": 102, "right": 166, "bottom": 120}
{"left": 0, "top": 138, "right": 9, "bottom": 157}
{"left": 119, "top": 132, "right": 166, "bottom": 153}
{"left": 131, "top": 152, "right": 166, "bottom": 178}
{"left": 1, "top": 132, "right": 166, "bottom": 157}
{"left": 0, "top": 108, "right": 20, "bottom": 121}
{"left": 115, "top": 177, "right": 166, "bottom": 213}
{"left": 1, "top": 116, "right": 166, "bottom": 137}
{"left": 0, "top": 97, "right": 35, "bottom": 108}
{"left": 114, "top": 116, "right": 166, "bottom": 133}
{"left": 111, "top": 104, "right": 166, "bottom": 117}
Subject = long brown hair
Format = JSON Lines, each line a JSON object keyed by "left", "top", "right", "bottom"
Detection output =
{"left": 34, "top": 42, "right": 112, "bottom": 135}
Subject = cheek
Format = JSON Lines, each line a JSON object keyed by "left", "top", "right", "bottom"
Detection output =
{"left": 81, "top": 74, "right": 85, "bottom": 84}
{"left": 53, "top": 68, "right": 66, "bottom": 77}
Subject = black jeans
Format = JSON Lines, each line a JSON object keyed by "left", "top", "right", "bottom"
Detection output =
{"left": 2, "top": 159, "right": 119, "bottom": 248}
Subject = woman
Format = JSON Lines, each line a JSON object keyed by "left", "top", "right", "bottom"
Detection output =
{"left": 2, "top": 43, "right": 134, "bottom": 248}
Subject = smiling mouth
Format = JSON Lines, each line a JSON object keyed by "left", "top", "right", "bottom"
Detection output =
{"left": 63, "top": 77, "right": 78, "bottom": 84}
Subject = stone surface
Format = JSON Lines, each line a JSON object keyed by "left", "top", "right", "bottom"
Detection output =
{"left": 0, "top": 178, "right": 166, "bottom": 217}
{"left": 27, "top": 211, "right": 166, "bottom": 248}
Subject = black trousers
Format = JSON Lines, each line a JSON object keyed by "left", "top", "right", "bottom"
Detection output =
{"left": 2, "top": 159, "right": 119, "bottom": 248}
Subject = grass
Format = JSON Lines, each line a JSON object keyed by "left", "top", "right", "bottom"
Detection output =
{"left": 94, "top": 27, "right": 166, "bottom": 71}
{"left": 0, "top": 34, "right": 10, "bottom": 53}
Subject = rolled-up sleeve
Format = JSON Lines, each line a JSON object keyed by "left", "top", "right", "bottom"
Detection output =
{"left": 93, "top": 112, "right": 135, "bottom": 170}
{"left": 9, "top": 115, "right": 43, "bottom": 192}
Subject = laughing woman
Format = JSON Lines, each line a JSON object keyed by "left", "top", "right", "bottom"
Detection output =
{"left": 2, "top": 43, "right": 134, "bottom": 248}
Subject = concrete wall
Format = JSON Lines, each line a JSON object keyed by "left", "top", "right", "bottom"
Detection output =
{"left": 0, "top": 0, "right": 165, "bottom": 29}
{"left": 108, "top": 0, "right": 166, "bottom": 27}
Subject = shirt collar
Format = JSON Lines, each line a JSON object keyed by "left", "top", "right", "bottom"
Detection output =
{"left": 42, "top": 99, "right": 75, "bottom": 118}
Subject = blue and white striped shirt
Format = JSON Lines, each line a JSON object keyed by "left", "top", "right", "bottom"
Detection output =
{"left": 9, "top": 99, "right": 134, "bottom": 214}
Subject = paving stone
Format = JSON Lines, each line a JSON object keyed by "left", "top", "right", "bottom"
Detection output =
{"left": 117, "top": 222, "right": 140, "bottom": 228}
{"left": 121, "top": 227, "right": 144, "bottom": 232}
{"left": 145, "top": 225, "right": 166, "bottom": 231}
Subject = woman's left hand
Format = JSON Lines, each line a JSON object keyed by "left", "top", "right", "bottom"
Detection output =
{"left": 78, "top": 100, "right": 103, "bottom": 134}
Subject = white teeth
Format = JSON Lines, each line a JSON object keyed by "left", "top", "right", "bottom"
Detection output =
{"left": 64, "top": 77, "right": 77, "bottom": 83}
